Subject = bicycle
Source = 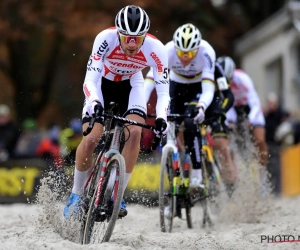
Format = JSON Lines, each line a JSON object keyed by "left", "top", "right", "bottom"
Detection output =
{"left": 198, "top": 122, "right": 227, "bottom": 227}
{"left": 79, "top": 102, "right": 160, "bottom": 244}
{"left": 151, "top": 114, "right": 226, "bottom": 232}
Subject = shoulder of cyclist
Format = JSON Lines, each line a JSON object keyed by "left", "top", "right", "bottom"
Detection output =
{"left": 232, "top": 69, "right": 257, "bottom": 92}
{"left": 198, "top": 40, "right": 216, "bottom": 66}
{"left": 144, "top": 35, "right": 169, "bottom": 83}
{"left": 90, "top": 27, "right": 116, "bottom": 61}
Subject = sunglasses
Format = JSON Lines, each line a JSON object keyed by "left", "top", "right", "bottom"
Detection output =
{"left": 119, "top": 33, "right": 145, "bottom": 44}
{"left": 176, "top": 49, "right": 198, "bottom": 59}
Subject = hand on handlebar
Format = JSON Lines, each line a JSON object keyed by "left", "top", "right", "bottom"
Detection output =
{"left": 153, "top": 118, "right": 169, "bottom": 136}
{"left": 193, "top": 106, "right": 205, "bottom": 123}
{"left": 86, "top": 100, "right": 103, "bottom": 117}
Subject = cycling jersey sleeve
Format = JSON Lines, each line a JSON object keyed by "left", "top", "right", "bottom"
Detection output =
{"left": 198, "top": 45, "right": 216, "bottom": 110}
{"left": 244, "top": 73, "right": 263, "bottom": 124}
{"left": 215, "top": 62, "right": 234, "bottom": 112}
{"left": 144, "top": 67, "right": 155, "bottom": 103}
{"left": 149, "top": 45, "right": 170, "bottom": 121}
{"left": 83, "top": 30, "right": 110, "bottom": 104}
{"left": 221, "top": 88, "right": 235, "bottom": 112}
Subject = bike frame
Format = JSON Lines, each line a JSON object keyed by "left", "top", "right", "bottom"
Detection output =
{"left": 200, "top": 125, "right": 223, "bottom": 185}
{"left": 83, "top": 112, "right": 157, "bottom": 209}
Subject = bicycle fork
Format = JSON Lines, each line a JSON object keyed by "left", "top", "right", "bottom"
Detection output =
{"left": 94, "top": 124, "right": 123, "bottom": 207}
{"left": 172, "top": 152, "right": 191, "bottom": 196}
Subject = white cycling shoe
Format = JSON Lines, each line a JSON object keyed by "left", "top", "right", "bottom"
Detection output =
{"left": 189, "top": 177, "right": 204, "bottom": 190}
{"left": 164, "top": 206, "right": 171, "bottom": 219}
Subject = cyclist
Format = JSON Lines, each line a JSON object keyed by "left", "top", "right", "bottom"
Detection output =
{"left": 63, "top": 5, "right": 170, "bottom": 219}
{"left": 145, "top": 60, "right": 236, "bottom": 187}
{"left": 205, "top": 61, "right": 236, "bottom": 185}
{"left": 217, "top": 56, "right": 269, "bottom": 179}
{"left": 144, "top": 23, "right": 217, "bottom": 191}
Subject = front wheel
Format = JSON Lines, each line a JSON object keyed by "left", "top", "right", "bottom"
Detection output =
{"left": 81, "top": 154, "right": 125, "bottom": 244}
{"left": 159, "top": 148, "right": 174, "bottom": 232}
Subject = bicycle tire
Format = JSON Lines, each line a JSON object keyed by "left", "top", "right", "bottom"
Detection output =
{"left": 185, "top": 203, "right": 192, "bottom": 229}
{"left": 81, "top": 154, "right": 125, "bottom": 244}
{"left": 159, "top": 147, "right": 174, "bottom": 233}
{"left": 201, "top": 153, "right": 213, "bottom": 228}
{"left": 79, "top": 152, "right": 104, "bottom": 244}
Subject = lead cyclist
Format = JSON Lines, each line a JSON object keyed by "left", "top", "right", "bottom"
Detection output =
{"left": 63, "top": 5, "right": 170, "bottom": 219}
{"left": 144, "top": 23, "right": 216, "bottom": 193}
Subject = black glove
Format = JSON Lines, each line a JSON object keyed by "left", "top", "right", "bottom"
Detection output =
{"left": 154, "top": 118, "right": 169, "bottom": 136}
{"left": 87, "top": 100, "right": 103, "bottom": 117}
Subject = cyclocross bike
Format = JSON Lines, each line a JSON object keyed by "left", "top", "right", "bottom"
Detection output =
{"left": 151, "top": 114, "right": 225, "bottom": 232}
{"left": 79, "top": 102, "right": 160, "bottom": 244}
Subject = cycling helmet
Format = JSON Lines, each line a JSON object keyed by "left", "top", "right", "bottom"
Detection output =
{"left": 217, "top": 56, "right": 236, "bottom": 80}
{"left": 115, "top": 5, "right": 150, "bottom": 36}
{"left": 173, "top": 23, "right": 202, "bottom": 52}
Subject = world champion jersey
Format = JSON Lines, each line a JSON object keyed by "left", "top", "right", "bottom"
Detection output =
{"left": 145, "top": 39, "right": 216, "bottom": 110}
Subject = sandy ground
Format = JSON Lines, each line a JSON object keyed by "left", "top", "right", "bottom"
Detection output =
{"left": 1, "top": 136, "right": 299, "bottom": 250}
{"left": 0, "top": 194, "right": 300, "bottom": 250}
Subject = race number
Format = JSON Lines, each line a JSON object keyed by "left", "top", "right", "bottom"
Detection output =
{"left": 217, "top": 77, "right": 228, "bottom": 90}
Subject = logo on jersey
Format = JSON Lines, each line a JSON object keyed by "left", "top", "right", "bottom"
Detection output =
{"left": 150, "top": 52, "right": 163, "bottom": 73}
{"left": 88, "top": 56, "right": 93, "bottom": 66}
{"left": 87, "top": 67, "right": 101, "bottom": 73}
{"left": 204, "top": 53, "right": 213, "bottom": 69}
{"left": 83, "top": 84, "right": 91, "bottom": 98}
{"left": 93, "top": 40, "right": 108, "bottom": 60}
{"left": 110, "top": 61, "right": 144, "bottom": 69}
{"left": 155, "top": 80, "right": 168, "bottom": 85}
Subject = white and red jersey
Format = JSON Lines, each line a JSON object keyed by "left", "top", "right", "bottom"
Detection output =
{"left": 226, "top": 69, "right": 265, "bottom": 126}
{"left": 144, "top": 40, "right": 216, "bottom": 110}
{"left": 83, "top": 27, "right": 170, "bottom": 120}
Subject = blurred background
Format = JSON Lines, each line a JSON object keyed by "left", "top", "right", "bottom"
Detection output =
{"left": 1, "top": 0, "right": 300, "bottom": 203}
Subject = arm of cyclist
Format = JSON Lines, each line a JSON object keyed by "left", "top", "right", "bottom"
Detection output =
{"left": 144, "top": 67, "right": 156, "bottom": 103}
{"left": 215, "top": 61, "right": 235, "bottom": 113}
{"left": 149, "top": 40, "right": 170, "bottom": 135}
{"left": 83, "top": 30, "right": 111, "bottom": 116}
{"left": 198, "top": 45, "right": 216, "bottom": 110}
{"left": 194, "top": 45, "right": 216, "bottom": 122}
{"left": 244, "top": 73, "right": 263, "bottom": 125}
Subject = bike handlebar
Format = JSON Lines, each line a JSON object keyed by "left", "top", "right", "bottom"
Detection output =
{"left": 83, "top": 110, "right": 162, "bottom": 151}
{"left": 147, "top": 113, "right": 191, "bottom": 119}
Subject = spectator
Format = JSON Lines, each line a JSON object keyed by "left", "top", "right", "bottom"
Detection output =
{"left": 36, "top": 124, "right": 63, "bottom": 169}
{"left": 14, "top": 118, "right": 42, "bottom": 158}
{"left": 275, "top": 111, "right": 300, "bottom": 148}
{"left": 264, "top": 92, "right": 286, "bottom": 144}
{"left": 264, "top": 93, "right": 288, "bottom": 195}
{"left": 0, "top": 104, "right": 20, "bottom": 161}
{"left": 59, "top": 118, "right": 82, "bottom": 165}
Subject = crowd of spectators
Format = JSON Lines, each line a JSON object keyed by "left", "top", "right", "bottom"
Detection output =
{"left": 0, "top": 104, "right": 82, "bottom": 169}
{"left": 263, "top": 92, "right": 300, "bottom": 194}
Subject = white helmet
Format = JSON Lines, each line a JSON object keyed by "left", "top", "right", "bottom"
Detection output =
{"left": 115, "top": 5, "right": 150, "bottom": 36}
{"left": 217, "top": 56, "right": 236, "bottom": 80}
{"left": 173, "top": 23, "right": 202, "bottom": 52}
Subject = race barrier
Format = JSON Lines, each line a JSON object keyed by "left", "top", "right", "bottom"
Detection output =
{"left": 0, "top": 158, "right": 161, "bottom": 204}
{"left": 0, "top": 159, "right": 45, "bottom": 203}
{"left": 3, "top": 148, "right": 299, "bottom": 203}
{"left": 280, "top": 144, "right": 300, "bottom": 196}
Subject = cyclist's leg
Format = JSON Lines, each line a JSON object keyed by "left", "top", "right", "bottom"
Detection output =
{"left": 119, "top": 75, "right": 148, "bottom": 204}
{"left": 211, "top": 122, "right": 236, "bottom": 183}
{"left": 64, "top": 107, "right": 103, "bottom": 218}
{"left": 249, "top": 110, "right": 268, "bottom": 167}
{"left": 252, "top": 126, "right": 268, "bottom": 167}
{"left": 122, "top": 113, "right": 145, "bottom": 184}
{"left": 184, "top": 104, "right": 203, "bottom": 189}
{"left": 169, "top": 80, "right": 186, "bottom": 150}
